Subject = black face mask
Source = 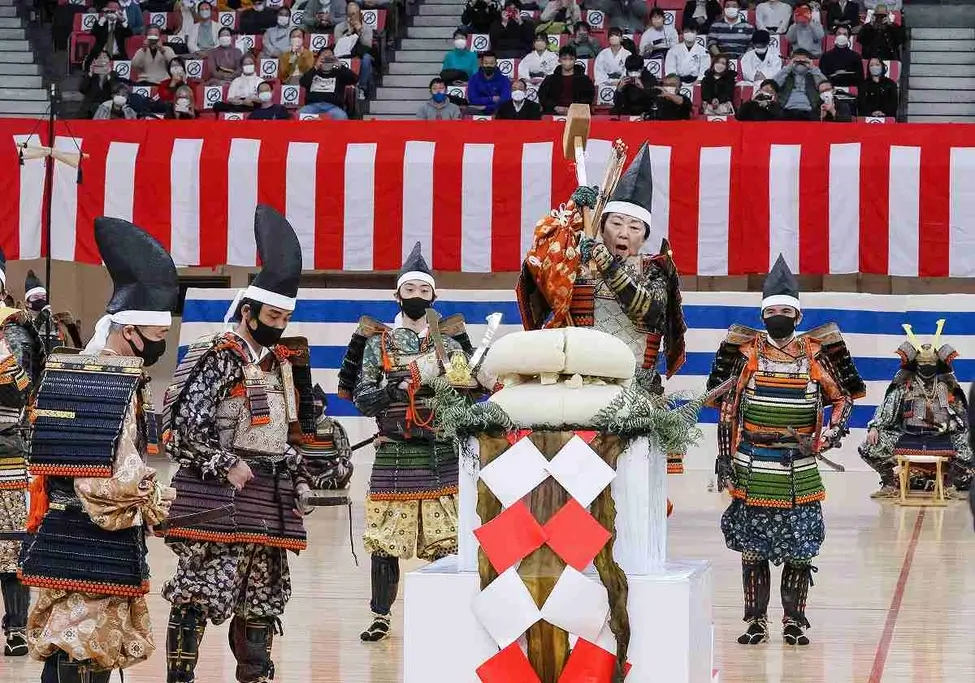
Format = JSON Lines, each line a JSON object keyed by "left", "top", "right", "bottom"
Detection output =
{"left": 28, "top": 298, "right": 48, "bottom": 313}
{"left": 482, "top": 66, "right": 496, "bottom": 77}
{"left": 400, "top": 296, "right": 431, "bottom": 322}
{"left": 247, "top": 315, "right": 286, "bottom": 348}
{"left": 128, "top": 327, "right": 166, "bottom": 367}
{"left": 917, "top": 363, "right": 938, "bottom": 379}
{"left": 764, "top": 314, "right": 796, "bottom": 340}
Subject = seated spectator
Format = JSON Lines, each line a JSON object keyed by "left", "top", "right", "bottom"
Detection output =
{"left": 94, "top": 83, "right": 137, "bottom": 119}
{"left": 334, "top": 2, "right": 375, "bottom": 98}
{"left": 683, "top": 0, "right": 721, "bottom": 35}
{"left": 613, "top": 54, "right": 657, "bottom": 115}
{"left": 207, "top": 27, "right": 244, "bottom": 82}
{"left": 590, "top": 0, "right": 647, "bottom": 32}
{"left": 261, "top": 7, "right": 294, "bottom": 58}
{"left": 666, "top": 25, "right": 709, "bottom": 83}
{"left": 595, "top": 27, "right": 630, "bottom": 86}
{"left": 183, "top": 1, "right": 221, "bottom": 55}
{"left": 773, "top": 48, "right": 827, "bottom": 120}
{"left": 119, "top": 0, "right": 144, "bottom": 35}
{"left": 864, "top": 0, "right": 900, "bottom": 9}
{"left": 441, "top": 30, "right": 479, "bottom": 83}
{"left": 467, "top": 50, "right": 511, "bottom": 114}
{"left": 416, "top": 77, "right": 463, "bottom": 120}
{"left": 131, "top": 26, "right": 176, "bottom": 84}
{"left": 857, "top": 3, "right": 904, "bottom": 60}
{"left": 249, "top": 80, "right": 292, "bottom": 119}
{"left": 299, "top": 46, "right": 358, "bottom": 119}
{"left": 858, "top": 56, "right": 898, "bottom": 117}
{"left": 825, "top": 0, "right": 860, "bottom": 33}
{"left": 818, "top": 80, "right": 852, "bottom": 121}
{"left": 640, "top": 8, "right": 678, "bottom": 59}
{"left": 519, "top": 33, "right": 558, "bottom": 86}
{"left": 755, "top": 0, "right": 791, "bottom": 34}
{"left": 819, "top": 25, "right": 863, "bottom": 86}
{"left": 496, "top": 78, "right": 543, "bottom": 119}
{"left": 740, "top": 29, "right": 782, "bottom": 84}
{"left": 785, "top": 3, "right": 824, "bottom": 58}
{"left": 645, "top": 72, "right": 692, "bottom": 120}
{"left": 166, "top": 84, "right": 199, "bottom": 119}
{"left": 707, "top": 0, "right": 754, "bottom": 58}
{"left": 80, "top": 50, "right": 122, "bottom": 118}
{"left": 279, "top": 28, "right": 316, "bottom": 84}
{"left": 489, "top": 0, "right": 534, "bottom": 59}
{"left": 240, "top": 0, "right": 276, "bottom": 35}
{"left": 539, "top": 45, "right": 595, "bottom": 113}
{"left": 570, "top": 21, "right": 601, "bottom": 60}
{"left": 157, "top": 57, "right": 188, "bottom": 102}
{"left": 462, "top": 0, "right": 501, "bottom": 35}
{"left": 701, "top": 53, "right": 735, "bottom": 115}
{"left": 737, "top": 77, "right": 784, "bottom": 120}
{"left": 91, "top": 1, "right": 132, "bottom": 60}
{"left": 217, "top": 52, "right": 263, "bottom": 111}
{"left": 302, "top": 0, "right": 338, "bottom": 33}
{"left": 538, "top": 0, "right": 581, "bottom": 37}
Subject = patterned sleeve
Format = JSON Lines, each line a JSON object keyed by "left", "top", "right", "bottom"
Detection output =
{"left": 3, "top": 321, "right": 40, "bottom": 388}
{"left": 590, "top": 243, "right": 666, "bottom": 330}
{"left": 813, "top": 355, "right": 855, "bottom": 432}
{"left": 353, "top": 335, "right": 393, "bottom": 418}
{"left": 866, "top": 383, "right": 904, "bottom": 431}
{"left": 75, "top": 399, "right": 173, "bottom": 530}
{"left": 170, "top": 348, "right": 244, "bottom": 480}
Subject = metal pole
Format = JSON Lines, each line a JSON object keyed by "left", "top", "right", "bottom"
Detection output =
{"left": 42, "top": 83, "right": 58, "bottom": 351}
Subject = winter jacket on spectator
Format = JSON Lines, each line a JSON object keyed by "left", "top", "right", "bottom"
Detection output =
{"left": 262, "top": 24, "right": 292, "bottom": 58}
{"left": 539, "top": 0, "right": 581, "bottom": 31}
{"left": 488, "top": 16, "right": 534, "bottom": 57}
{"left": 644, "top": 90, "right": 692, "bottom": 120}
{"left": 299, "top": 62, "right": 358, "bottom": 107}
{"left": 701, "top": 67, "right": 735, "bottom": 105}
{"left": 334, "top": 20, "right": 374, "bottom": 56}
{"left": 120, "top": 0, "right": 144, "bottom": 34}
{"left": 91, "top": 16, "right": 132, "bottom": 60}
{"left": 740, "top": 45, "right": 783, "bottom": 83}
{"left": 131, "top": 43, "right": 177, "bottom": 83}
{"left": 538, "top": 63, "right": 595, "bottom": 112}
{"left": 442, "top": 47, "right": 479, "bottom": 79}
{"left": 570, "top": 35, "right": 602, "bottom": 60}
{"left": 612, "top": 73, "right": 658, "bottom": 115}
{"left": 467, "top": 67, "right": 512, "bottom": 113}
{"left": 594, "top": 45, "right": 630, "bottom": 85}
{"left": 416, "top": 99, "right": 463, "bottom": 120}
{"left": 462, "top": 0, "right": 501, "bottom": 34}
{"left": 665, "top": 40, "right": 709, "bottom": 82}
{"left": 185, "top": 18, "right": 221, "bottom": 54}
{"left": 240, "top": 7, "right": 276, "bottom": 34}
{"left": 94, "top": 100, "right": 138, "bottom": 119}
{"left": 858, "top": 74, "right": 898, "bottom": 117}
{"left": 774, "top": 63, "right": 827, "bottom": 113}
{"left": 495, "top": 97, "right": 542, "bottom": 119}
{"left": 737, "top": 97, "right": 783, "bottom": 120}
{"left": 157, "top": 76, "right": 188, "bottom": 102}
{"left": 785, "top": 20, "right": 824, "bottom": 58}
{"left": 682, "top": 0, "right": 721, "bottom": 35}
{"left": 825, "top": 0, "right": 860, "bottom": 32}
{"left": 707, "top": 17, "right": 755, "bottom": 58}
{"left": 819, "top": 43, "right": 863, "bottom": 86}
{"left": 248, "top": 102, "right": 292, "bottom": 119}
{"left": 857, "top": 19, "right": 905, "bottom": 60}
{"left": 279, "top": 48, "right": 316, "bottom": 83}
{"left": 81, "top": 71, "right": 123, "bottom": 118}
{"left": 207, "top": 44, "right": 244, "bottom": 81}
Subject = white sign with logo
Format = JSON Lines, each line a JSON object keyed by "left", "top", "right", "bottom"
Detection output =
{"left": 185, "top": 59, "right": 204, "bottom": 79}
{"left": 707, "top": 115, "right": 729, "bottom": 122}
{"left": 281, "top": 84, "right": 300, "bottom": 106}
{"left": 219, "top": 11, "right": 236, "bottom": 28}
{"left": 168, "top": 34, "right": 185, "bottom": 45}
{"left": 291, "top": 9, "right": 304, "bottom": 26}
{"left": 585, "top": 9, "right": 604, "bottom": 29}
{"left": 470, "top": 34, "right": 490, "bottom": 52}
{"left": 260, "top": 58, "right": 279, "bottom": 79}
{"left": 447, "top": 85, "right": 468, "bottom": 100}
{"left": 643, "top": 58, "right": 662, "bottom": 78}
{"left": 222, "top": 112, "right": 245, "bottom": 120}
{"left": 133, "top": 86, "right": 151, "bottom": 98}
{"left": 497, "top": 58, "right": 514, "bottom": 78}
{"left": 310, "top": 33, "right": 330, "bottom": 51}
{"left": 203, "top": 85, "right": 224, "bottom": 109}
{"left": 149, "top": 12, "right": 168, "bottom": 29}
{"left": 236, "top": 35, "right": 256, "bottom": 52}
{"left": 597, "top": 85, "right": 615, "bottom": 106}
{"left": 112, "top": 60, "right": 131, "bottom": 79}
{"left": 472, "top": 115, "right": 492, "bottom": 121}
{"left": 81, "top": 13, "right": 97, "bottom": 31}
{"left": 299, "top": 113, "right": 321, "bottom": 120}
{"left": 362, "top": 9, "right": 378, "bottom": 26}
{"left": 663, "top": 10, "right": 676, "bottom": 26}
{"left": 864, "top": 116, "right": 888, "bottom": 123}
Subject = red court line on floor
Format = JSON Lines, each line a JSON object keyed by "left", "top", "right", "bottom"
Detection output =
{"left": 868, "top": 508, "right": 926, "bottom": 683}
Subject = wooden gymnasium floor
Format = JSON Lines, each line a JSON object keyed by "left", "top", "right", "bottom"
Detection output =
{"left": 2, "top": 462, "right": 974, "bottom": 683}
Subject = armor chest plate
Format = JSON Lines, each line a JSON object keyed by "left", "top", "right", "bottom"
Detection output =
{"left": 216, "top": 363, "right": 290, "bottom": 456}
{"left": 741, "top": 351, "right": 819, "bottom": 432}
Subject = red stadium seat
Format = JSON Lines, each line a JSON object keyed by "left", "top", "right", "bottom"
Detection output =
{"left": 69, "top": 31, "right": 95, "bottom": 65}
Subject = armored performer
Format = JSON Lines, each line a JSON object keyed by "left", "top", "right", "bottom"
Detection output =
{"left": 300, "top": 384, "right": 353, "bottom": 492}
{"left": 161, "top": 205, "right": 311, "bottom": 683}
{"left": 19, "top": 217, "right": 178, "bottom": 682}
{"left": 860, "top": 320, "right": 972, "bottom": 499}
{"left": 338, "top": 242, "right": 484, "bottom": 643}
{"left": 0, "top": 251, "right": 45, "bottom": 657}
{"left": 22, "top": 269, "right": 83, "bottom": 352}
{"left": 707, "top": 256, "right": 865, "bottom": 647}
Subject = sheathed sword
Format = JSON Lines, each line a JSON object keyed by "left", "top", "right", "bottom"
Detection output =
{"left": 787, "top": 426, "right": 846, "bottom": 472}
{"left": 470, "top": 312, "right": 503, "bottom": 374}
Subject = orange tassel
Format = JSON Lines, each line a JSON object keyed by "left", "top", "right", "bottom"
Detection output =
{"left": 380, "top": 333, "right": 392, "bottom": 373}
{"left": 26, "top": 475, "right": 48, "bottom": 534}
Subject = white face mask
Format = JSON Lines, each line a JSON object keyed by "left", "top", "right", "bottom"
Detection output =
{"left": 453, "top": 37, "right": 467, "bottom": 49}
{"left": 171, "top": 67, "right": 184, "bottom": 77}
{"left": 113, "top": 94, "right": 127, "bottom": 106}
{"left": 291, "top": 38, "right": 303, "bottom": 49}
{"left": 820, "top": 90, "right": 833, "bottom": 103}
{"left": 869, "top": 64, "right": 883, "bottom": 76}
{"left": 683, "top": 32, "right": 696, "bottom": 44}
{"left": 511, "top": 89, "right": 527, "bottom": 102}
{"left": 724, "top": 6, "right": 738, "bottom": 20}
{"left": 754, "top": 48, "right": 767, "bottom": 57}
{"left": 219, "top": 35, "right": 232, "bottom": 46}
{"left": 835, "top": 34, "right": 850, "bottom": 48}
{"left": 278, "top": 15, "right": 289, "bottom": 26}
{"left": 254, "top": 3, "right": 264, "bottom": 9}
{"left": 663, "top": 85, "right": 677, "bottom": 94}
{"left": 243, "top": 63, "right": 255, "bottom": 74}
{"left": 258, "top": 90, "right": 272, "bottom": 102}
{"left": 176, "top": 97, "right": 190, "bottom": 108}
{"left": 199, "top": 8, "right": 211, "bottom": 17}
{"left": 626, "top": 70, "right": 641, "bottom": 77}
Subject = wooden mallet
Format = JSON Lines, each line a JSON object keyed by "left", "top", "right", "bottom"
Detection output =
{"left": 562, "top": 103, "right": 594, "bottom": 234}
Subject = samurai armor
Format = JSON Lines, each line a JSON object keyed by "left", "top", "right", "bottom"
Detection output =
{"left": 19, "top": 503, "right": 149, "bottom": 597}
{"left": 806, "top": 323, "right": 867, "bottom": 401}
{"left": 301, "top": 419, "right": 353, "bottom": 491}
{"left": 28, "top": 354, "right": 145, "bottom": 478}
{"left": 369, "top": 440, "right": 458, "bottom": 501}
{"left": 166, "top": 604, "right": 207, "bottom": 683}
{"left": 893, "top": 430, "right": 956, "bottom": 458}
{"left": 162, "top": 334, "right": 223, "bottom": 437}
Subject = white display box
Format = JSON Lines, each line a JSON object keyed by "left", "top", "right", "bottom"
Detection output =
{"left": 403, "top": 555, "right": 713, "bottom": 683}
{"left": 458, "top": 436, "right": 668, "bottom": 575}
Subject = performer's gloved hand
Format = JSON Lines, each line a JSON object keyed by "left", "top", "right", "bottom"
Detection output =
{"left": 819, "top": 426, "right": 841, "bottom": 451}
{"left": 294, "top": 482, "right": 313, "bottom": 517}
{"left": 385, "top": 381, "right": 409, "bottom": 403}
{"left": 715, "top": 457, "right": 736, "bottom": 493}
{"left": 579, "top": 236, "right": 613, "bottom": 271}
{"left": 578, "top": 235, "right": 597, "bottom": 264}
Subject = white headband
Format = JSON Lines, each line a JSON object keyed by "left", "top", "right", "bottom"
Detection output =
{"left": 222, "top": 285, "right": 297, "bottom": 325}
{"left": 761, "top": 294, "right": 801, "bottom": 312}
{"left": 25, "top": 286, "right": 46, "bottom": 300}
{"left": 82, "top": 310, "right": 173, "bottom": 355}
{"left": 603, "top": 201, "right": 652, "bottom": 231}
{"left": 397, "top": 271, "right": 435, "bottom": 290}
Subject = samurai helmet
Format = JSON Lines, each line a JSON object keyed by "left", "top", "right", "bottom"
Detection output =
{"left": 898, "top": 318, "right": 957, "bottom": 372}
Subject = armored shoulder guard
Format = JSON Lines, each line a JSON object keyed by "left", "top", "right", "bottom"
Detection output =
{"left": 438, "top": 313, "right": 474, "bottom": 354}
{"left": 337, "top": 316, "right": 391, "bottom": 401}
{"left": 29, "top": 353, "right": 145, "bottom": 478}
{"left": 804, "top": 322, "right": 867, "bottom": 400}
{"left": 706, "top": 324, "right": 760, "bottom": 393}
{"left": 279, "top": 336, "right": 316, "bottom": 435}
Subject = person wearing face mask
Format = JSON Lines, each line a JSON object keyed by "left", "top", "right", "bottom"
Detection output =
{"left": 773, "top": 48, "right": 827, "bottom": 120}
{"left": 339, "top": 242, "right": 489, "bottom": 643}
{"left": 858, "top": 56, "right": 897, "bottom": 117}
{"left": 415, "top": 77, "right": 462, "bottom": 119}
{"left": 740, "top": 29, "right": 782, "bottom": 84}
{"left": 818, "top": 25, "right": 863, "bottom": 87}
{"left": 495, "top": 77, "right": 542, "bottom": 118}
{"left": 639, "top": 7, "right": 678, "bottom": 59}
{"left": 755, "top": 0, "right": 791, "bottom": 34}
{"left": 785, "top": 3, "right": 824, "bottom": 58}
{"left": 594, "top": 27, "right": 630, "bottom": 86}
{"left": 248, "top": 80, "right": 291, "bottom": 118}
{"left": 613, "top": 53, "right": 657, "bottom": 115}
{"left": 645, "top": 72, "right": 692, "bottom": 119}
{"left": 538, "top": 44, "right": 594, "bottom": 113}
{"left": 571, "top": 20, "right": 601, "bottom": 59}
{"left": 518, "top": 32, "right": 558, "bottom": 86}
{"left": 707, "top": 0, "right": 753, "bottom": 58}
{"left": 682, "top": 0, "right": 721, "bottom": 34}
{"left": 91, "top": 1, "right": 132, "bottom": 60}
{"left": 21, "top": 270, "right": 81, "bottom": 353}
{"left": 158, "top": 57, "right": 188, "bottom": 103}
{"left": 817, "top": 80, "right": 851, "bottom": 121}
{"left": 825, "top": 0, "right": 861, "bottom": 33}
{"left": 440, "top": 30, "right": 479, "bottom": 83}
{"left": 709, "top": 254, "right": 863, "bottom": 648}
{"left": 118, "top": 0, "right": 144, "bottom": 35}
{"left": 736, "top": 78, "right": 783, "bottom": 120}
{"left": 81, "top": 50, "right": 123, "bottom": 118}
{"left": 22, "top": 216, "right": 178, "bottom": 683}
{"left": 94, "top": 84, "right": 138, "bottom": 119}
{"left": 240, "top": 0, "right": 276, "bottom": 35}
{"left": 216, "top": 53, "right": 264, "bottom": 111}
{"left": 184, "top": 0, "right": 221, "bottom": 55}
{"left": 278, "top": 28, "right": 315, "bottom": 84}
{"left": 206, "top": 27, "right": 244, "bottom": 83}
{"left": 161, "top": 206, "right": 312, "bottom": 683}
{"left": 467, "top": 50, "right": 512, "bottom": 114}
{"left": 299, "top": 46, "right": 358, "bottom": 119}
{"left": 461, "top": 0, "right": 501, "bottom": 34}
{"left": 857, "top": 2, "right": 904, "bottom": 60}
{"left": 701, "top": 53, "right": 735, "bottom": 115}
{"left": 538, "top": 0, "right": 581, "bottom": 37}
{"left": 860, "top": 327, "right": 973, "bottom": 501}
{"left": 261, "top": 8, "right": 293, "bottom": 58}
{"left": 165, "top": 85, "right": 199, "bottom": 118}
{"left": 131, "top": 26, "right": 176, "bottom": 84}
{"left": 488, "top": 0, "right": 534, "bottom": 58}
{"left": 665, "top": 26, "right": 709, "bottom": 83}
